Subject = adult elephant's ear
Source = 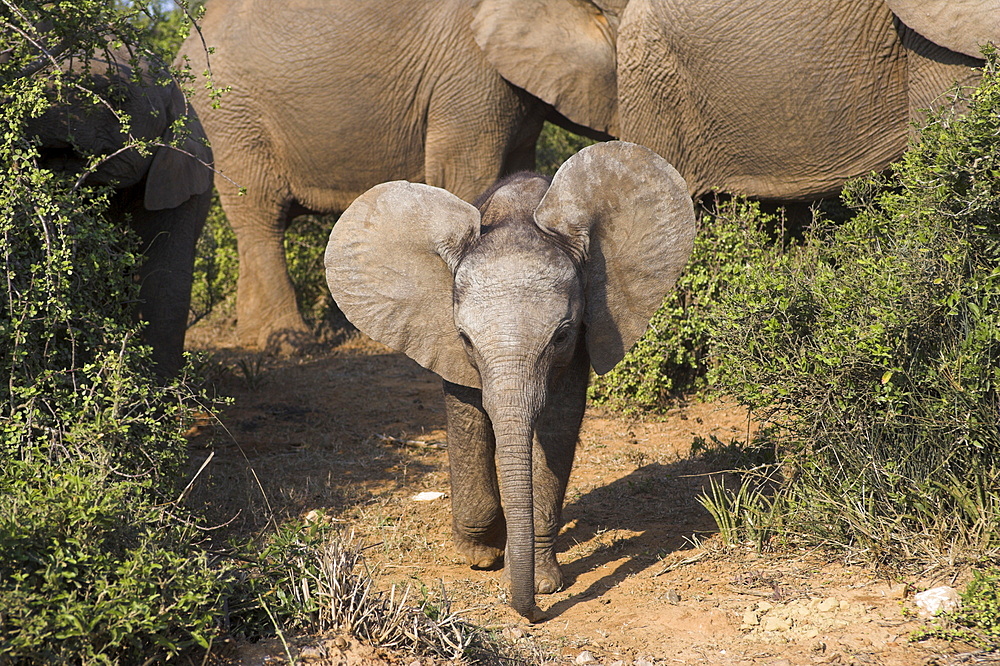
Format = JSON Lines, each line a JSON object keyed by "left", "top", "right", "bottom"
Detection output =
{"left": 471, "top": 0, "right": 619, "bottom": 135}
{"left": 885, "top": 0, "right": 998, "bottom": 59}
{"left": 145, "top": 85, "right": 214, "bottom": 211}
{"left": 533, "top": 141, "right": 695, "bottom": 375}
{"left": 325, "top": 181, "right": 484, "bottom": 389}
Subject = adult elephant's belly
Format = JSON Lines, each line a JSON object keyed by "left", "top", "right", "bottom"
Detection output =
{"left": 618, "top": 0, "right": 911, "bottom": 201}
{"left": 267, "top": 106, "right": 428, "bottom": 215}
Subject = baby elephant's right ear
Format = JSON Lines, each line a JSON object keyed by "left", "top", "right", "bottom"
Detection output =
{"left": 325, "top": 181, "right": 483, "bottom": 388}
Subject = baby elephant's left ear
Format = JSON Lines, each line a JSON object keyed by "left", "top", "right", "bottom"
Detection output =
{"left": 533, "top": 141, "right": 696, "bottom": 375}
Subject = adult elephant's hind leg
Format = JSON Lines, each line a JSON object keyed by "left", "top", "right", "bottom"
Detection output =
{"left": 220, "top": 185, "right": 312, "bottom": 352}
{"left": 443, "top": 380, "right": 506, "bottom": 569}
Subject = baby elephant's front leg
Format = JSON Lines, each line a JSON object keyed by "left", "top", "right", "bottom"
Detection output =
{"left": 444, "top": 381, "right": 505, "bottom": 569}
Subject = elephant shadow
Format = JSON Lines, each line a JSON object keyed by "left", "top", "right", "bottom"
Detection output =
{"left": 184, "top": 345, "right": 449, "bottom": 535}
{"left": 547, "top": 455, "right": 742, "bottom": 618}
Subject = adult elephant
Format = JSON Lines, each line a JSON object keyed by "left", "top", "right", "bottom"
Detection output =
{"left": 177, "top": 0, "right": 548, "bottom": 352}
{"left": 28, "top": 48, "right": 214, "bottom": 375}
{"left": 471, "top": 0, "right": 995, "bottom": 200}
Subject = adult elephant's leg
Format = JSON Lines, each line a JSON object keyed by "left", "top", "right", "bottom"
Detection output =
{"left": 531, "top": 343, "right": 590, "bottom": 594}
{"left": 219, "top": 184, "right": 310, "bottom": 352}
{"left": 443, "top": 380, "right": 506, "bottom": 569}
{"left": 132, "top": 191, "right": 211, "bottom": 376}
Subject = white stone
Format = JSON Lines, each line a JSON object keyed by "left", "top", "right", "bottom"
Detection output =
{"left": 914, "top": 586, "right": 961, "bottom": 617}
{"left": 575, "top": 650, "right": 597, "bottom": 665}
{"left": 411, "top": 491, "right": 446, "bottom": 501}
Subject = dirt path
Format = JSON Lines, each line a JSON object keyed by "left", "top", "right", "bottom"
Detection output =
{"left": 185, "top": 322, "right": 970, "bottom": 666}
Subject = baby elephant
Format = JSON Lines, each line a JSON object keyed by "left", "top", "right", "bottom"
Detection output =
{"left": 325, "top": 141, "right": 695, "bottom": 621}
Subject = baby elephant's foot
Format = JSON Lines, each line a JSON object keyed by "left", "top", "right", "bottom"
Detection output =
{"left": 535, "top": 557, "right": 563, "bottom": 594}
{"left": 454, "top": 533, "right": 504, "bottom": 570}
{"left": 500, "top": 557, "right": 564, "bottom": 594}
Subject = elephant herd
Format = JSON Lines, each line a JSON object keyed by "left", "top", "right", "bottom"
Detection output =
{"left": 32, "top": 0, "right": 996, "bottom": 621}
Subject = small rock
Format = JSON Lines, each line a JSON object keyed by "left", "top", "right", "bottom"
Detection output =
{"left": 663, "top": 589, "right": 681, "bottom": 604}
{"left": 887, "top": 583, "right": 909, "bottom": 599}
{"left": 817, "top": 597, "right": 840, "bottom": 613}
{"left": 332, "top": 635, "right": 349, "bottom": 649}
{"left": 743, "top": 610, "right": 761, "bottom": 626}
{"left": 914, "top": 586, "right": 960, "bottom": 617}
{"left": 757, "top": 600, "right": 774, "bottom": 612}
{"left": 411, "top": 491, "right": 446, "bottom": 502}
{"left": 576, "top": 650, "right": 597, "bottom": 665}
{"left": 609, "top": 661, "right": 625, "bottom": 666}
{"left": 408, "top": 660, "right": 422, "bottom": 666}
{"left": 298, "top": 647, "right": 324, "bottom": 662}
{"left": 635, "top": 658, "right": 655, "bottom": 666}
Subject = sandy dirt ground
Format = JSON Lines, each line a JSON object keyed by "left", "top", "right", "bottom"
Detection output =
{"left": 184, "top": 319, "right": 986, "bottom": 666}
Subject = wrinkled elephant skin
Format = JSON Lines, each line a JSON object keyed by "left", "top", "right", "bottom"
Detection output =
{"left": 177, "top": 0, "right": 547, "bottom": 352}
{"left": 472, "top": 0, "right": 992, "bottom": 201}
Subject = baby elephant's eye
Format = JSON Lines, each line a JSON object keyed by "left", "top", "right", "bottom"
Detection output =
{"left": 459, "top": 331, "right": 473, "bottom": 349}
{"left": 552, "top": 329, "right": 570, "bottom": 346}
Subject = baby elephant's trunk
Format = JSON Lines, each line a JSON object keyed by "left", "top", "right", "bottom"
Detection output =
{"left": 485, "top": 380, "right": 547, "bottom": 622}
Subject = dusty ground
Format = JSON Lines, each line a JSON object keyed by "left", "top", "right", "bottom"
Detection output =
{"left": 184, "top": 318, "right": 986, "bottom": 666}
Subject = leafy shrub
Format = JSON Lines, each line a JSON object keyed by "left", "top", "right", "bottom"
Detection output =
{"left": 912, "top": 568, "right": 1000, "bottom": 648}
{"left": 0, "top": 3, "right": 230, "bottom": 661}
{"left": 286, "top": 215, "right": 340, "bottom": 326}
{"left": 589, "top": 199, "right": 785, "bottom": 412}
{"left": 190, "top": 194, "right": 239, "bottom": 325}
{"left": 948, "top": 569, "right": 1000, "bottom": 648}
{"left": 536, "top": 122, "right": 596, "bottom": 176}
{"left": 0, "top": 462, "right": 220, "bottom": 663}
{"left": 710, "top": 48, "right": 1000, "bottom": 564}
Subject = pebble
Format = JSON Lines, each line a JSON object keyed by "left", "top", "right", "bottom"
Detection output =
{"left": 663, "top": 589, "right": 681, "bottom": 604}
{"left": 576, "top": 650, "right": 597, "bottom": 665}
{"left": 887, "top": 583, "right": 908, "bottom": 599}
{"left": 298, "top": 647, "right": 324, "bottom": 662}
{"left": 914, "top": 586, "right": 960, "bottom": 617}
{"left": 743, "top": 610, "right": 761, "bottom": 626}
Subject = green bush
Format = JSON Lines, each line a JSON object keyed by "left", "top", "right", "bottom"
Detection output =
{"left": 536, "top": 122, "right": 596, "bottom": 176}
{"left": 0, "top": 462, "right": 220, "bottom": 662}
{"left": 0, "top": 4, "right": 230, "bottom": 661}
{"left": 190, "top": 194, "right": 239, "bottom": 325}
{"left": 589, "top": 199, "right": 785, "bottom": 412}
{"left": 709, "top": 48, "right": 1000, "bottom": 564}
